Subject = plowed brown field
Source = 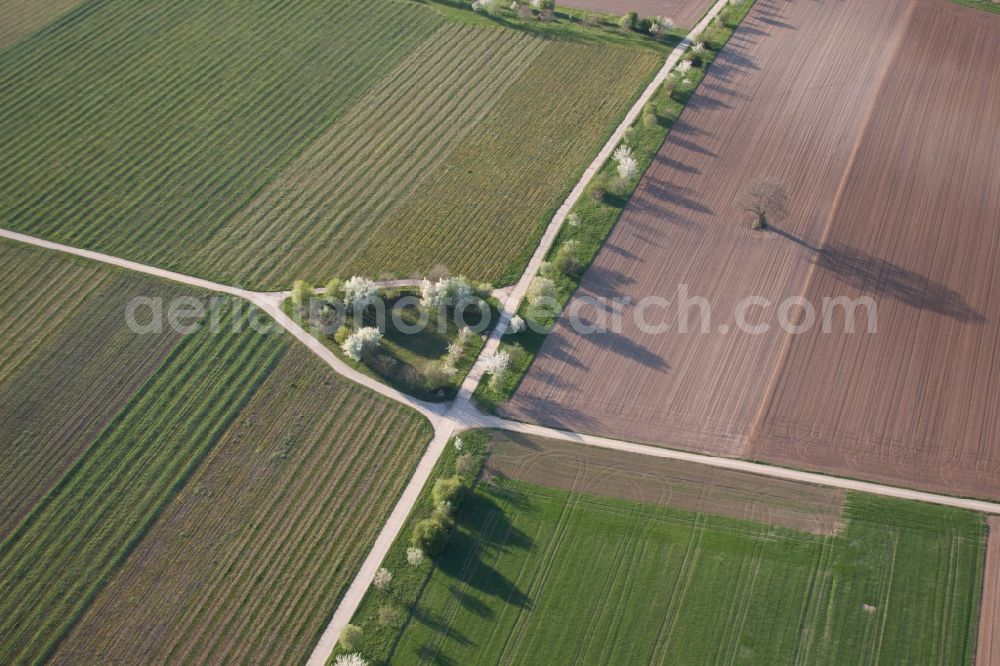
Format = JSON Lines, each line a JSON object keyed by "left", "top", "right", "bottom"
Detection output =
{"left": 751, "top": 1, "right": 1000, "bottom": 499}
{"left": 979, "top": 518, "right": 1000, "bottom": 665}
{"left": 486, "top": 430, "right": 845, "bottom": 533}
{"left": 560, "top": 0, "right": 712, "bottom": 27}
{"left": 505, "top": 0, "right": 1000, "bottom": 500}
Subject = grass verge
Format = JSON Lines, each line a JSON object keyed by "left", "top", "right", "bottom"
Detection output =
{"left": 948, "top": 0, "right": 1000, "bottom": 14}
{"left": 331, "top": 430, "right": 493, "bottom": 665}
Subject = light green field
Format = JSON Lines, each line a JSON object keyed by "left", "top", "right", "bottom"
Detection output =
{"left": 390, "top": 478, "right": 985, "bottom": 665}
{"left": 0, "top": 0, "right": 659, "bottom": 289}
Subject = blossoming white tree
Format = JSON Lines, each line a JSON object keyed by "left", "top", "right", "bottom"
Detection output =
{"left": 334, "top": 654, "right": 367, "bottom": 666}
{"left": 675, "top": 60, "right": 693, "bottom": 76}
{"left": 613, "top": 144, "right": 638, "bottom": 181}
{"left": 443, "top": 325, "right": 473, "bottom": 373}
{"left": 420, "top": 276, "right": 476, "bottom": 311}
{"left": 650, "top": 15, "right": 675, "bottom": 37}
{"left": 484, "top": 350, "right": 512, "bottom": 389}
{"left": 341, "top": 327, "right": 382, "bottom": 361}
{"left": 526, "top": 276, "right": 557, "bottom": 307}
{"left": 342, "top": 276, "right": 379, "bottom": 310}
{"left": 406, "top": 546, "right": 425, "bottom": 566}
{"left": 508, "top": 314, "right": 526, "bottom": 333}
{"left": 373, "top": 567, "right": 392, "bottom": 591}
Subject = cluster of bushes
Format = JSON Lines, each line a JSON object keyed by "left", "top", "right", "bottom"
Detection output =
{"left": 618, "top": 12, "right": 676, "bottom": 39}
{"left": 289, "top": 273, "right": 495, "bottom": 399}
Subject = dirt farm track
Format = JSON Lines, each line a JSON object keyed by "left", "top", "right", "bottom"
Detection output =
{"left": 504, "top": 0, "right": 1000, "bottom": 501}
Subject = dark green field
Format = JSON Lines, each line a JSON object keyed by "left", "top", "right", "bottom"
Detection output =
{"left": 350, "top": 431, "right": 986, "bottom": 665}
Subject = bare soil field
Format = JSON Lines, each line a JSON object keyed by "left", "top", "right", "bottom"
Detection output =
{"left": 559, "top": 0, "right": 712, "bottom": 28}
{"left": 486, "top": 430, "right": 845, "bottom": 534}
{"left": 979, "top": 518, "right": 1000, "bottom": 665}
{"left": 0, "top": 240, "right": 189, "bottom": 538}
{"left": 505, "top": 0, "right": 915, "bottom": 453}
{"left": 50, "top": 346, "right": 432, "bottom": 665}
{"left": 750, "top": 1, "right": 1000, "bottom": 500}
{"left": 507, "top": 0, "right": 1000, "bottom": 500}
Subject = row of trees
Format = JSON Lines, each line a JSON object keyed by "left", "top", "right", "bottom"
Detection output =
{"left": 336, "top": 437, "right": 484, "bottom": 664}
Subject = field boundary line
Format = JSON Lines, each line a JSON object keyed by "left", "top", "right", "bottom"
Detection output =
{"left": 484, "top": 417, "right": 1000, "bottom": 515}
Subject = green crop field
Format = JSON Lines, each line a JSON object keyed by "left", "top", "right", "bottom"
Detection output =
{"left": 389, "top": 479, "right": 985, "bottom": 665}
{"left": 0, "top": 240, "right": 192, "bottom": 538}
{"left": 0, "top": 245, "right": 433, "bottom": 664}
{"left": 0, "top": 0, "right": 441, "bottom": 288}
{"left": 0, "top": 297, "right": 286, "bottom": 664}
{"left": 51, "top": 345, "right": 432, "bottom": 665}
{"left": 0, "top": 0, "right": 659, "bottom": 289}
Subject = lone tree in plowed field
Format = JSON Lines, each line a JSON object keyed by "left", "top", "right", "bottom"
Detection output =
{"left": 736, "top": 179, "right": 789, "bottom": 230}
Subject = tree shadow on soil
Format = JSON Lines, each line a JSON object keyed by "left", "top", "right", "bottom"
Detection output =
{"left": 771, "top": 227, "right": 986, "bottom": 323}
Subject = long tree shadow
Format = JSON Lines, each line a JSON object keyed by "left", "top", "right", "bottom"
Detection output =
{"left": 434, "top": 492, "right": 534, "bottom": 610}
{"left": 639, "top": 179, "right": 715, "bottom": 217}
{"left": 590, "top": 329, "right": 671, "bottom": 372}
{"left": 771, "top": 227, "right": 986, "bottom": 323}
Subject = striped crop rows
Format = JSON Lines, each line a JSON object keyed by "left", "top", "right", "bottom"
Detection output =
{"left": 51, "top": 346, "right": 432, "bottom": 665}
{"left": 0, "top": 241, "right": 189, "bottom": 539}
{"left": 197, "top": 22, "right": 545, "bottom": 286}
{"left": 0, "top": 0, "right": 441, "bottom": 286}
{"left": 0, "top": 299, "right": 287, "bottom": 664}
{"left": 0, "top": 0, "right": 84, "bottom": 50}
{"left": 343, "top": 41, "right": 660, "bottom": 284}
{"left": 0, "top": 0, "right": 658, "bottom": 289}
